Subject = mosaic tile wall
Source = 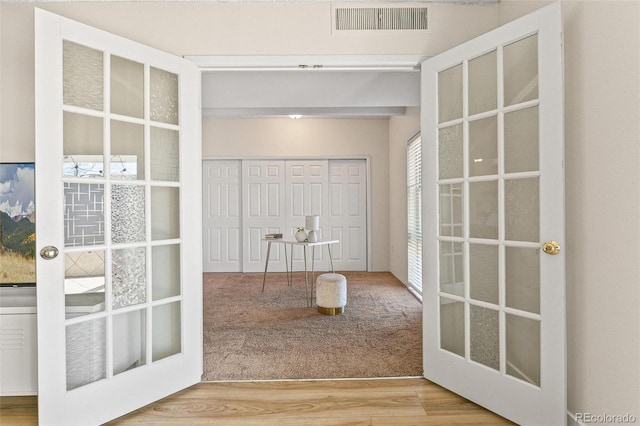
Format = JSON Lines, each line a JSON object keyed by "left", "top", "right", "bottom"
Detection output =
{"left": 64, "top": 182, "right": 105, "bottom": 247}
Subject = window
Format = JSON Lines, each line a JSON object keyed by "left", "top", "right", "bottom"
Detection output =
{"left": 407, "top": 133, "right": 422, "bottom": 294}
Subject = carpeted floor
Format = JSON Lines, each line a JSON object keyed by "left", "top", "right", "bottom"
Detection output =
{"left": 202, "top": 271, "right": 423, "bottom": 381}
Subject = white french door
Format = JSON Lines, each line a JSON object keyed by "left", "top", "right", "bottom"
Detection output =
{"left": 35, "top": 9, "right": 202, "bottom": 425}
{"left": 422, "top": 3, "right": 565, "bottom": 425}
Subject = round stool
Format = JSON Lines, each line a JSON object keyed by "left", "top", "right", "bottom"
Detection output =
{"left": 316, "top": 273, "right": 347, "bottom": 315}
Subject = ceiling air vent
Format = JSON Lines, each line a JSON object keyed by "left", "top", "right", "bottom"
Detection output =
{"left": 335, "top": 6, "right": 429, "bottom": 31}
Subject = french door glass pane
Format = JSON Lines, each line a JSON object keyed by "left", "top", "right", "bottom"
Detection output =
{"left": 439, "top": 183, "right": 463, "bottom": 237}
{"left": 469, "top": 116, "right": 498, "bottom": 177}
{"left": 152, "top": 244, "right": 181, "bottom": 301}
{"left": 113, "top": 309, "right": 147, "bottom": 376}
{"left": 505, "top": 178, "right": 539, "bottom": 242}
{"left": 63, "top": 41, "right": 103, "bottom": 111}
{"left": 58, "top": 24, "right": 184, "bottom": 399}
{"left": 66, "top": 318, "right": 106, "bottom": 390}
{"left": 506, "top": 314, "right": 540, "bottom": 386}
{"left": 63, "top": 112, "right": 103, "bottom": 178}
{"left": 151, "top": 127, "right": 180, "bottom": 181}
{"left": 64, "top": 183, "right": 105, "bottom": 247}
{"left": 434, "top": 21, "right": 545, "bottom": 397}
{"left": 439, "top": 241, "right": 464, "bottom": 297}
{"left": 440, "top": 298, "right": 464, "bottom": 357}
{"left": 438, "top": 64, "right": 463, "bottom": 123}
{"left": 150, "top": 67, "right": 179, "bottom": 125}
{"left": 506, "top": 247, "right": 540, "bottom": 314}
{"left": 505, "top": 106, "right": 539, "bottom": 173}
{"left": 64, "top": 251, "right": 105, "bottom": 316}
{"left": 438, "top": 124, "right": 463, "bottom": 179}
{"left": 151, "top": 187, "right": 180, "bottom": 240}
{"left": 152, "top": 302, "right": 181, "bottom": 361}
{"left": 111, "top": 184, "right": 146, "bottom": 243}
{"left": 504, "top": 35, "right": 539, "bottom": 107}
{"left": 469, "top": 243, "right": 498, "bottom": 304}
{"left": 110, "top": 55, "right": 144, "bottom": 119}
{"left": 112, "top": 247, "right": 147, "bottom": 309}
{"left": 111, "top": 120, "right": 145, "bottom": 180}
{"left": 469, "top": 180, "right": 498, "bottom": 239}
{"left": 468, "top": 50, "right": 497, "bottom": 115}
{"left": 470, "top": 304, "right": 499, "bottom": 370}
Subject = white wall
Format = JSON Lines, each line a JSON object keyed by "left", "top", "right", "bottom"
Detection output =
{"left": 500, "top": 0, "right": 640, "bottom": 420}
{"left": 203, "top": 117, "right": 390, "bottom": 271}
{"left": 388, "top": 107, "right": 421, "bottom": 284}
{"left": 0, "top": 1, "right": 499, "bottom": 162}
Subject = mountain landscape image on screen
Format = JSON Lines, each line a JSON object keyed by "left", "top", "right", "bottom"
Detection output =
{"left": 0, "top": 163, "right": 36, "bottom": 285}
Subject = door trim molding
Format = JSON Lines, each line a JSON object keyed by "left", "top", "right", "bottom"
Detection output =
{"left": 186, "top": 55, "right": 429, "bottom": 72}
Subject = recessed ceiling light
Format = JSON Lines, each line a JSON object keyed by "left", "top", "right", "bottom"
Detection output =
{"left": 289, "top": 114, "right": 302, "bottom": 119}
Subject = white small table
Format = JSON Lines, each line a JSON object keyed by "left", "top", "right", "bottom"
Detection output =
{"left": 261, "top": 238, "right": 339, "bottom": 307}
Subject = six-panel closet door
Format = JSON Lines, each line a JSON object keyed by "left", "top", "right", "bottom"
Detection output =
{"left": 202, "top": 159, "right": 367, "bottom": 273}
{"left": 286, "top": 160, "right": 330, "bottom": 272}
{"left": 242, "top": 160, "right": 287, "bottom": 273}
{"left": 202, "top": 160, "right": 242, "bottom": 272}
{"left": 327, "top": 160, "right": 367, "bottom": 271}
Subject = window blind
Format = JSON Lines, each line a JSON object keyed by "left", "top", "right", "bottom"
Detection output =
{"left": 407, "top": 134, "right": 422, "bottom": 294}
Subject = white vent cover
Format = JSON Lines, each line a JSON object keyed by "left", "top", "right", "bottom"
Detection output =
{"left": 335, "top": 6, "right": 429, "bottom": 31}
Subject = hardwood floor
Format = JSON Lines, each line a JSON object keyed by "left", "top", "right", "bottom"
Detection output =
{"left": 1, "top": 378, "right": 514, "bottom": 425}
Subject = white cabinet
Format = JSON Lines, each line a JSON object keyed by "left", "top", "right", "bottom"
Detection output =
{"left": 0, "top": 288, "right": 38, "bottom": 396}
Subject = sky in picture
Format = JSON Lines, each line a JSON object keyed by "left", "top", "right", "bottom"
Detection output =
{"left": 0, "top": 163, "right": 35, "bottom": 218}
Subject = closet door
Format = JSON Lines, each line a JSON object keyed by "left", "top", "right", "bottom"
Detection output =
{"left": 328, "top": 160, "right": 367, "bottom": 271}
{"left": 242, "top": 160, "right": 286, "bottom": 272}
{"left": 285, "top": 160, "right": 330, "bottom": 271}
{"left": 202, "top": 160, "right": 242, "bottom": 272}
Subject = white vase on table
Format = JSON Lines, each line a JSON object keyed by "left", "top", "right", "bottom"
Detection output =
{"left": 295, "top": 229, "right": 307, "bottom": 242}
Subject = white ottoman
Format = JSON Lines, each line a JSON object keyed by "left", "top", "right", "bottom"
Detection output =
{"left": 316, "top": 273, "right": 347, "bottom": 315}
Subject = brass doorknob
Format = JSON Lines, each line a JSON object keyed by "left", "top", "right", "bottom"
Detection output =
{"left": 542, "top": 241, "right": 560, "bottom": 255}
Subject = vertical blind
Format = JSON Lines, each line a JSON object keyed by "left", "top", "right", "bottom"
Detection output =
{"left": 407, "top": 133, "right": 422, "bottom": 294}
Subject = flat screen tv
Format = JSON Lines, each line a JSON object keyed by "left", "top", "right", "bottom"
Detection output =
{"left": 0, "top": 163, "right": 36, "bottom": 287}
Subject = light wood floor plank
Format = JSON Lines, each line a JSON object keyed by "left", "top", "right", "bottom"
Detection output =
{"left": 0, "top": 378, "right": 512, "bottom": 425}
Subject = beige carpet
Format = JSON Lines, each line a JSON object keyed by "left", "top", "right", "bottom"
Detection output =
{"left": 202, "top": 271, "right": 423, "bottom": 381}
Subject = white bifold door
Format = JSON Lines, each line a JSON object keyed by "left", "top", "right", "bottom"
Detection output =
{"left": 202, "top": 160, "right": 242, "bottom": 272}
{"left": 35, "top": 9, "right": 202, "bottom": 425}
{"left": 203, "top": 159, "right": 367, "bottom": 273}
{"left": 243, "top": 160, "right": 288, "bottom": 272}
{"left": 422, "top": 3, "right": 565, "bottom": 425}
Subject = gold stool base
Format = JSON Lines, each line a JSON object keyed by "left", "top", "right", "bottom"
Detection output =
{"left": 318, "top": 306, "right": 345, "bottom": 316}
